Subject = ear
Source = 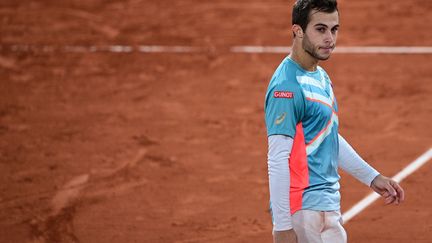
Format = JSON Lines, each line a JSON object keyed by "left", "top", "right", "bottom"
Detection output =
{"left": 292, "top": 24, "right": 304, "bottom": 38}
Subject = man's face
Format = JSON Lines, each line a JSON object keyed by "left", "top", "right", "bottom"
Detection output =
{"left": 302, "top": 10, "right": 339, "bottom": 60}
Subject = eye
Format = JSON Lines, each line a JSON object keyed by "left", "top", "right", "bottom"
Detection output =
{"left": 316, "top": 27, "right": 326, "bottom": 33}
{"left": 331, "top": 27, "right": 339, "bottom": 34}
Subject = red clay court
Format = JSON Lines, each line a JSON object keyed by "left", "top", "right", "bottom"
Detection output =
{"left": 1, "top": 0, "right": 431, "bottom": 242}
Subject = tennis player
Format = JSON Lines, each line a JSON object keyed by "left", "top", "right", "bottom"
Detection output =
{"left": 264, "top": 0, "right": 405, "bottom": 242}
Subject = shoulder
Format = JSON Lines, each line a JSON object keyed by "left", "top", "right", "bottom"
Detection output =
{"left": 317, "top": 66, "right": 329, "bottom": 78}
{"left": 265, "top": 58, "right": 306, "bottom": 108}
{"left": 317, "top": 66, "right": 332, "bottom": 84}
{"left": 269, "top": 58, "right": 302, "bottom": 91}
{"left": 317, "top": 66, "right": 329, "bottom": 77}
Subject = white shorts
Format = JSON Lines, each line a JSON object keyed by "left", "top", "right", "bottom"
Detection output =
{"left": 292, "top": 210, "right": 347, "bottom": 243}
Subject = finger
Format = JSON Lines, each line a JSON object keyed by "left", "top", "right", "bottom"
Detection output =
{"left": 385, "top": 182, "right": 397, "bottom": 197}
{"left": 384, "top": 197, "right": 392, "bottom": 205}
{"left": 382, "top": 191, "right": 391, "bottom": 198}
{"left": 393, "top": 195, "right": 400, "bottom": 205}
{"left": 385, "top": 196, "right": 396, "bottom": 205}
{"left": 391, "top": 180, "right": 405, "bottom": 202}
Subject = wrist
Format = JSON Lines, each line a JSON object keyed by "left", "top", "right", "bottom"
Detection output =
{"left": 369, "top": 173, "right": 382, "bottom": 187}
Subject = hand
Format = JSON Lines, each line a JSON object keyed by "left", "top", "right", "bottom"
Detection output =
{"left": 370, "top": 174, "right": 405, "bottom": 205}
{"left": 274, "top": 229, "right": 297, "bottom": 243}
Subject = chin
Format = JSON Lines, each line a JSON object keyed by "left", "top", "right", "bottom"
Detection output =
{"left": 317, "top": 54, "right": 331, "bottom": 61}
{"left": 317, "top": 48, "right": 333, "bottom": 60}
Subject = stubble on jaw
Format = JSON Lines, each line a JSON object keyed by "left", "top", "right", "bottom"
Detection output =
{"left": 302, "top": 34, "right": 331, "bottom": 61}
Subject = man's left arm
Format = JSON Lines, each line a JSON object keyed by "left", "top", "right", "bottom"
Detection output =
{"left": 338, "top": 134, "right": 405, "bottom": 205}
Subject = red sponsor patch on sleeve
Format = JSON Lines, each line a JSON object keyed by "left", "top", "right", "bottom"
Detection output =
{"left": 274, "top": 91, "right": 294, "bottom": 98}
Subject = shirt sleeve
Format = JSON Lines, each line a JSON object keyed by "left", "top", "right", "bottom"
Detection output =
{"left": 265, "top": 78, "right": 305, "bottom": 138}
{"left": 338, "top": 134, "right": 380, "bottom": 186}
{"left": 268, "top": 134, "right": 294, "bottom": 231}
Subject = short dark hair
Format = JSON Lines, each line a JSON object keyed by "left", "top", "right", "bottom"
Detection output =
{"left": 292, "top": 0, "right": 338, "bottom": 31}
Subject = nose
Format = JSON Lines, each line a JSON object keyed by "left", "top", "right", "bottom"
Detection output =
{"left": 324, "top": 30, "right": 335, "bottom": 44}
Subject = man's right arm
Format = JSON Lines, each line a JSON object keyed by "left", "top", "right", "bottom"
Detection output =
{"left": 265, "top": 72, "right": 305, "bottom": 243}
{"left": 268, "top": 135, "right": 297, "bottom": 243}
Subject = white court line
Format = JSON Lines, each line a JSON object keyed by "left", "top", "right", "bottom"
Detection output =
{"left": 230, "top": 46, "right": 291, "bottom": 53}
{"left": 335, "top": 46, "right": 432, "bottom": 54}
{"left": 137, "top": 45, "right": 202, "bottom": 53}
{"left": 342, "top": 148, "right": 432, "bottom": 223}
{"left": 2, "top": 44, "right": 432, "bottom": 54}
{"left": 3, "top": 44, "right": 203, "bottom": 53}
{"left": 231, "top": 45, "right": 432, "bottom": 54}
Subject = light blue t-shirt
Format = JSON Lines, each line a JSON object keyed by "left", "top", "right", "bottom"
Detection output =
{"left": 265, "top": 56, "right": 340, "bottom": 213}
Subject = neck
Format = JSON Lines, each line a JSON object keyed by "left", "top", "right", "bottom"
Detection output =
{"left": 289, "top": 40, "right": 319, "bottom": 72}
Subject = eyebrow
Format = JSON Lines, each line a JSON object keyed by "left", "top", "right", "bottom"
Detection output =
{"left": 314, "top": 23, "right": 340, "bottom": 29}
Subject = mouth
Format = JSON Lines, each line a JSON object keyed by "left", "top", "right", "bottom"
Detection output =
{"left": 320, "top": 46, "right": 335, "bottom": 53}
{"left": 320, "top": 46, "right": 335, "bottom": 51}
